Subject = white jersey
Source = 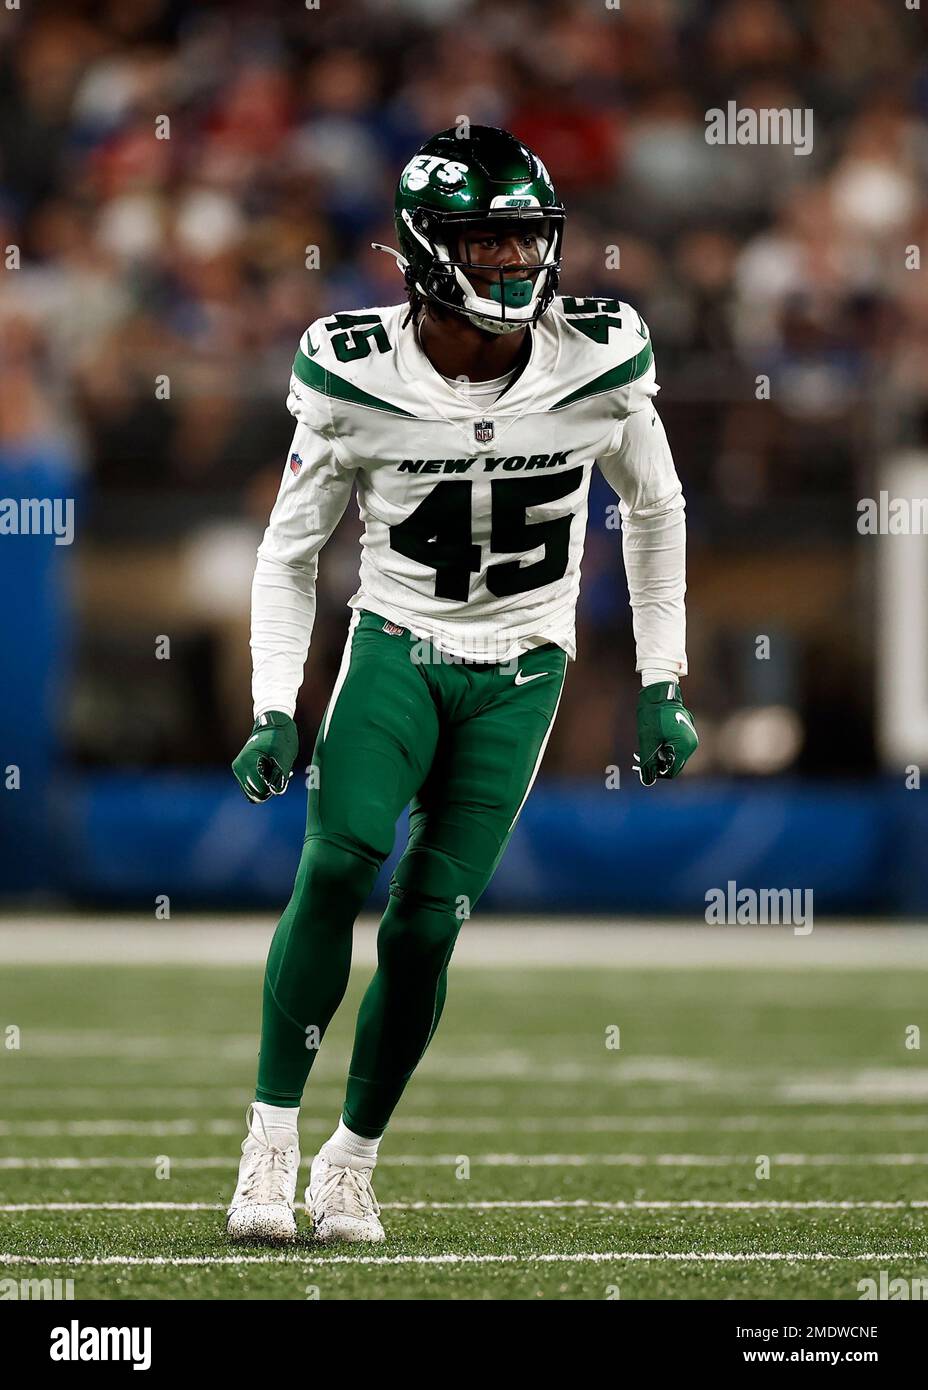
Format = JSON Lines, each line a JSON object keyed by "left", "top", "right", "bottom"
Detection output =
{"left": 251, "top": 296, "right": 687, "bottom": 717}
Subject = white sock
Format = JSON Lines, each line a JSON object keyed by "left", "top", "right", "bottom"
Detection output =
{"left": 250, "top": 1101, "right": 299, "bottom": 1151}
{"left": 321, "top": 1118, "right": 381, "bottom": 1171}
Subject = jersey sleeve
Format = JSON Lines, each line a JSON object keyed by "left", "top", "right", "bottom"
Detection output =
{"left": 611, "top": 351, "right": 659, "bottom": 420}
{"left": 250, "top": 348, "right": 358, "bottom": 718}
{"left": 596, "top": 373, "right": 688, "bottom": 685}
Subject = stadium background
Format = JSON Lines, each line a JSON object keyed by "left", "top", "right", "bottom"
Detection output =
{"left": 2, "top": 0, "right": 927, "bottom": 913}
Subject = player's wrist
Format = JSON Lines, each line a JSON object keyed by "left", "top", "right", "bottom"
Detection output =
{"left": 253, "top": 706, "right": 296, "bottom": 725}
{"left": 640, "top": 670, "right": 683, "bottom": 691}
{"left": 251, "top": 709, "right": 296, "bottom": 728}
{"left": 639, "top": 680, "right": 683, "bottom": 707}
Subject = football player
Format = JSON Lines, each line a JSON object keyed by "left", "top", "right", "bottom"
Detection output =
{"left": 226, "top": 126, "right": 698, "bottom": 1244}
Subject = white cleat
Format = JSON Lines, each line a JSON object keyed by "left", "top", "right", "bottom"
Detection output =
{"left": 227, "top": 1105, "right": 299, "bottom": 1245}
{"left": 305, "top": 1151, "right": 385, "bottom": 1243}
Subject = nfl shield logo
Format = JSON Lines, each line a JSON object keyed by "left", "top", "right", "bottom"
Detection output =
{"left": 289, "top": 452, "right": 303, "bottom": 474}
{"left": 474, "top": 419, "right": 494, "bottom": 444}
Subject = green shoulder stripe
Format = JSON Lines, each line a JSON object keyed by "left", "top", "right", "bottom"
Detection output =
{"left": 549, "top": 341, "right": 654, "bottom": 411}
{"left": 292, "top": 348, "right": 416, "bottom": 418}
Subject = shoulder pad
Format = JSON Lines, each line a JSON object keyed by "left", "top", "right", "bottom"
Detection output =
{"left": 547, "top": 296, "right": 656, "bottom": 414}
{"left": 289, "top": 304, "right": 415, "bottom": 423}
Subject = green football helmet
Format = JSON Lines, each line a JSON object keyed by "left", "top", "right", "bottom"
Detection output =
{"left": 374, "top": 125, "right": 566, "bottom": 335}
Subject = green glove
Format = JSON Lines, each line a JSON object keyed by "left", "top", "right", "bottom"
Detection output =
{"left": 634, "top": 681, "right": 699, "bottom": 786}
{"left": 232, "top": 711, "right": 299, "bottom": 804}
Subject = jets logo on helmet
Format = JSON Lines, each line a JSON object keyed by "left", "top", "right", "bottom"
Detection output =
{"left": 402, "top": 156, "right": 469, "bottom": 191}
{"left": 372, "top": 125, "right": 566, "bottom": 336}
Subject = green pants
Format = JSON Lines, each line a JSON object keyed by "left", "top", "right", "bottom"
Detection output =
{"left": 256, "top": 610, "right": 567, "bottom": 1135}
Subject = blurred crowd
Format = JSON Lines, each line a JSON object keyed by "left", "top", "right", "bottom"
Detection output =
{"left": 2, "top": 0, "right": 926, "bottom": 777}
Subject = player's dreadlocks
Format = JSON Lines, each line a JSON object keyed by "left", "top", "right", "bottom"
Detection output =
{"left": 401, "top": 282, "right": 423, "bottom": 329}
{"left": 403, "top": 281, "right": 453, "bottom": 330}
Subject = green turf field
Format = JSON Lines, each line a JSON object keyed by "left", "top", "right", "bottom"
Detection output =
{"left": 3, "top": 930, "right": 928, "bottom": 1300}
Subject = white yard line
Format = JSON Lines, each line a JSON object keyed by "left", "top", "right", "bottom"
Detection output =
{"left": 4, "top": 918, "right": 928, "bottom": 968}
{"left": 4, "top": 1113, "right": 928, "bottom": 1137}
{"left": 0, "top": 1121, "right": 213, "bottom": 1137}
{"left": 780, "top": 1079, "right": 928, "bottom": 1102}
{"left": 0, "top": 1055, "right": 731, "bottom": 1083}
{"left": 0, "top": 1087, "right": 345, "bottom": 1106}
{"left": 5, "top": 1153, "right": 928, "bottom": 1169}
{"left": 2, "top": 1199, "right": 928, "bottom": 1214}
{"left": 0, "top": 1203, "right": 227, "bottom": 1212}
{"left": 7, "top": 1080, "right": 928, "bottom": 1109}
{"left": 0, "top": 1251, "right": 925, "bottom": 1268}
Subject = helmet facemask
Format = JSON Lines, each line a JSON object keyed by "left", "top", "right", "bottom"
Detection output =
{"left": 401, "top": 206, "right": 564, "bottom": 335}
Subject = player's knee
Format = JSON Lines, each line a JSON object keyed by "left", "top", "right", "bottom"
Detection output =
{"left": 289, "top": 834, "right": 381, "bottom": 920}
{"left": 378, "top": 892, "right": 462, "bottom": 975}
{"left": 391, "top": 842, "right": 486, "bottom": 913}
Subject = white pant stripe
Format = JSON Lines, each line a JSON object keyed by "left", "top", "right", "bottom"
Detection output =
{"left": 322, "top": 610, "right": 361, "bottom": 743}
{"left": 508, "top": 663, "right": 567, "bottom": 834}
